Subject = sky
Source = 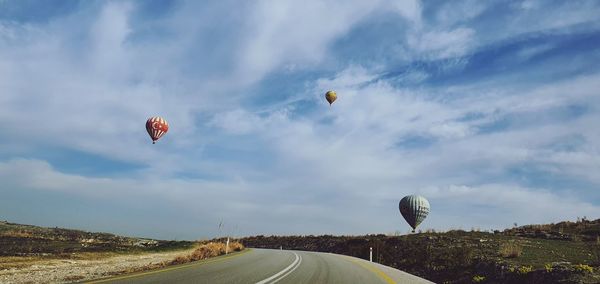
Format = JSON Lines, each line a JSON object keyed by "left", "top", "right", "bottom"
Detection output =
{"left": 0, "top": 0, "right": 599, "bottom": 240}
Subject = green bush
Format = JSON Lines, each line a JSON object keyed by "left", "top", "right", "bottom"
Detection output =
{"left": 544, "top": 263, "right": 553, "bottom": 273}
{"left": 472, "top": 275, "right": 486, "bottom": 282}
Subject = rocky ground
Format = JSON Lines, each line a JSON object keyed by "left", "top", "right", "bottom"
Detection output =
{"left": 0, "top": 248, "right": 195, "bottom": 284}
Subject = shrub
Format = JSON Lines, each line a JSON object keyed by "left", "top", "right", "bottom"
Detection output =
{"left": 544, "top": 263, "right": 553, "bottom": 273}
{"left": 573, "top": 264, "right": 593, "bottom": 273}
{"left": 499, "top": 242, "right": 522, "bottom": 258}
{"left": 172, "top": 241, "right": 244, "bottom": 265}
{"left": 170, "top": 255, "right": 191, "bottom": 265}
{"left": 191, "top": 242, "right": 225, "bottom": 260}
{"left": 472, "top": 275, "right": 486, "bottom": 282}
{"left": 229, "top": 242, "right": 244, "bottom": 252}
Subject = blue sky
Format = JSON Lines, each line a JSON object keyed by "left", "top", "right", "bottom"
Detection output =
{"left": 1, "top": 0, "right": 599, "bottom": 240}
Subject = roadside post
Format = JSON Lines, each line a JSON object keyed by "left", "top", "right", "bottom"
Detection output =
{"left": 369, "top": 247, "right": 373, "bottom": 262}
{"left": 226, "top": 237, "right": 230, "bottom": 255}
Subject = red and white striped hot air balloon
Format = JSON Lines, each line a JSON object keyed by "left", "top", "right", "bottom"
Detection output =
{"left": 146, "top": 116, "right": 169, "bottom": 144}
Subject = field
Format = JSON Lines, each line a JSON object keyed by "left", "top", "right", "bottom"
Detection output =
{"left": 239, "top": 218, "right": 600, "bottom": 283}
{"left": 0, "top": 220, "right": 194, "bottom": 258}
{"left": 0, "top": 221, "right": 245, "bottom": 283}
{"left": 1, "top": 218, "right": 598, "bottom": 283}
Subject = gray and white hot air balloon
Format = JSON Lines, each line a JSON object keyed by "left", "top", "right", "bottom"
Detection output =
{"left": 399, "top": 195, "right": 430, "bottom": 233}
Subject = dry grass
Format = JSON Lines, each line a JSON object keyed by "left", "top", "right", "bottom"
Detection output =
{"left": 0, "top": 242, "right": 242, "bottom": 275}
{"left": 63, "top": 275, "right": 86, "bottom": 281}
{"left": 229, "top": 242, "right": 244, "bottom": 252}
{"left": 2, "top": 230, "right": 34, "bottom": 238}
{"left": 169, "top": 241, "right": 245, "bottom": 265}
{"left": 0, "top": 256, "right": 43, "bottom": 270}
{"left": 67, "top": 252, "right": 123, "bottom": 260}
{"left": 0, "top": 252, "right": 123, "bottom": 270}
{"left": 119, "top": 261, "right": 169, "bottom": 275}
{"left": 499, "top": 241, "right": 523, "bottom": 258}
{"left": 35, "top": 242, "right": 245, "bottom": 280}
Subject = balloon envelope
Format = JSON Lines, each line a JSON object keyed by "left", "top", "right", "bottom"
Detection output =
{"left": 146, "top": 116, "right": 169, "bottom": 144}
{"left": 325, "top": 90, "right": 337, "bottom": 105}
{"left": 399, "top": 195, "right": 430, "bottom": 232}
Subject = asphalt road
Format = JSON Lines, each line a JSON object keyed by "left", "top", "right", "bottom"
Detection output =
{"left": 90, "top": 248, "right": 433, "bottom": 284}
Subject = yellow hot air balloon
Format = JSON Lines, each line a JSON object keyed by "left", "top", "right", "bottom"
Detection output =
{"left": 325, "top": 90, "right": 337, "bottom": 106}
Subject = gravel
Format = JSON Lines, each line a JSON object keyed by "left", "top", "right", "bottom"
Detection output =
{"left": 0, "top": 249, "right": 193, "bottom": 284}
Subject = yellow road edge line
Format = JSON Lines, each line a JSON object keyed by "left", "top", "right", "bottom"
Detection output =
{"left": 343, "top": 256, "right": 397, "bottom": 284}
{"left": 87, "top": 248, "right": 253, "bottom": 283}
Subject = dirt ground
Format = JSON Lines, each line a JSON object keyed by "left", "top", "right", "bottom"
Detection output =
{"left": 0, "top": 248, "right": 195, "bottom": 284}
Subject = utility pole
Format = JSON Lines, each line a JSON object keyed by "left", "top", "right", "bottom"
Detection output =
{"left": 369, "top": 247, "right": 373, "bottom": 262}
{"left": 218, "top": 219, "right": 223, "bottom": 240}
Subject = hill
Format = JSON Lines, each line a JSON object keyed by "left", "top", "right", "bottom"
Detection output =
{"left": 2, "top": 218, "right": 598, "bottom": 283}
{"left": 0, "top": 221, "right": 246, "bottom": 283}
{"left": 239, "top": 218, "right": 600, "bottom": 284}
{"left": 0, "top": 220, "right": 194, "bottom": 256}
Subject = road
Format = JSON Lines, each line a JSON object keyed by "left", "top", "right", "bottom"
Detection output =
{"left": 89, "top": 248, "right": 433, "bottom": 284}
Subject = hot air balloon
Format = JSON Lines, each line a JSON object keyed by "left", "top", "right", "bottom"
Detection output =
{"left": 146, "top": 116, "right": 169, "bottom": 144}
{"left": 399, "top": 195, "right": 430, "bottom": 233}
{"left": 325, "top": 90, "right": 337, "bottom": 106}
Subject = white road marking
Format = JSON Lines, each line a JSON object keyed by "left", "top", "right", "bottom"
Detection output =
{"left": 256, "top": 252, "right": 302, "bottom": 284}
{"left": 270, "top": 253, "right": 302, "bottom": 284}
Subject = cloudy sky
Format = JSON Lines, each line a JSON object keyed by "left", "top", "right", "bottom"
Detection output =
{"left": 1, "top": 0, "right": 599, "bottom": 240}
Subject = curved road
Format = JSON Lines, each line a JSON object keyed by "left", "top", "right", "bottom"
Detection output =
{"left": 90, "top": 248, "right": 433, "bottom": 284}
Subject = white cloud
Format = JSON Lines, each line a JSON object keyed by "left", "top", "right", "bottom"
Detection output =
{"left": 434, "top": 0, "right": 486, "bottom": 27}
{"left": 422, "top": 184, "right": 599, "bottom": 229}
{"left": 486, "top": 1, "right": 600, "bottom": 45}
{"left": 235, "top": 0, "right": 421, "bottom": 83}
{"left": 389, "top": 0, "right": 421, "bottom": 24}
{"left": 515, "top": 43, "right": 555, "bottom": 60}
{"left": 397, "top": 1, "right": 600, "bottom": 62}
{"left": 89, "top": 2, "right": 133, "bottom": 77}
{"left": 208, "top": 65, "right": 600, "bottom": 201}
{"left": 0, "top": 0, "right": 425, "bottom": 167}
{"left": 210, "top": 110, "right": 263, "bottom": 135}
{"left": 1, "top": 1, "right": 600, "bottom": 238}
{"left": 1, "top": 157, "right": 598, "bottom": 238}
{"left": 407, "top": 27, "right": 475, "bottom": 59}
